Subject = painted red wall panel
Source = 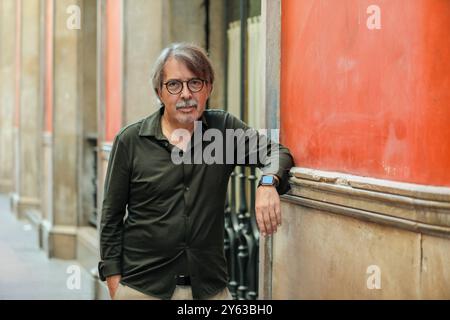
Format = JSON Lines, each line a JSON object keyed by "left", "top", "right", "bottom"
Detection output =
{"left": 281, "top": 0, "right": 450, "bottom": 186}
{"left": 105, "top": 0, "right": 122, "bottom": 142}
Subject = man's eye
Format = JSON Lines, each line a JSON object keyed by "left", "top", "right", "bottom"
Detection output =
{"left": 167, "top": 81, "right": 180, "bottom": 88}
{"left": 190, "top": 79, "right": 202, "bottom": 87}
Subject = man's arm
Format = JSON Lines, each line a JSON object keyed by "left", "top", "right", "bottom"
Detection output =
{"left": 255, "top": 138, "right": 293, "bottom": 236}
{"left": 225, "top": 113, "right": 294, "bottom": 236}
{"left": 98, "top": 134, "right": 130, "bottom": 295}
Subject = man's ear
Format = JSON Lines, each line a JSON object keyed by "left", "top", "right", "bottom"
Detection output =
{"left": 156, "top": 89, "right": 163, "bottom": 101}
{"left": 208, "top": 83, "right": 214, "bottom": 96}
{"left": 155, "top": 89, "right": 164, "bottom": 107}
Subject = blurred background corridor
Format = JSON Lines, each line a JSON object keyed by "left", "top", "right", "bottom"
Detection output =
{"left": 0, "top": 194, "right": 93, "bottom": 299}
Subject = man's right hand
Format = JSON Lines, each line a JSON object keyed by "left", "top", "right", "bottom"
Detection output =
{"left": 106, "top": 274, "right": 122, "bottom": 299}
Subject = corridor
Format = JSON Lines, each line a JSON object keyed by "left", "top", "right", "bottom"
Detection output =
{"left": 0, "top": 194, "right": 93, "bottom": 299}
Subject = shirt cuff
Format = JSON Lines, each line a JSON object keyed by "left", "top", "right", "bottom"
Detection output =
{"left": 98, "top": 260, "right": 122, "bottom": 281}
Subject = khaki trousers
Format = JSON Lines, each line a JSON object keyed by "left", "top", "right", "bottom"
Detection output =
{"left": 113, "top": 283, "right": 233, "bottom": 300}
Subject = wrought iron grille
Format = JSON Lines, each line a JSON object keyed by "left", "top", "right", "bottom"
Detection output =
{"left": 225, "top": 167, "right": 259, "bottom": 300}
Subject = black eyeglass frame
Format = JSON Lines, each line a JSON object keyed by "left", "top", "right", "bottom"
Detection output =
{"left": 163, "top": 78, "right": 208, "bottom": 95}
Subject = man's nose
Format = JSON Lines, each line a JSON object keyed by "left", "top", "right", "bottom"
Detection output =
{"left": 180, "top": 82, "right": 192, "bottom": 99}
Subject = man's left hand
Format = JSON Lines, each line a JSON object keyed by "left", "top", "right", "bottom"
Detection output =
{"left": 255, "top": 185, "right": 281, "bottom": 236}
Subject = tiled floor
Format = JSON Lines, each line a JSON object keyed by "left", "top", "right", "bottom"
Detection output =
{"left": 0, "top": 194, "right": 94, "bottom": 299}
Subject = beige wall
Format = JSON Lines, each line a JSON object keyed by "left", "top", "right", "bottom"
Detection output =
{"left": 53, "top": 0, "right": 81, "bottom": 227}
{"left": 163, "top": 0, "right": 226, "bottom": 110}
{"left": 0, "top": 0, "right": 16, "bottom": 193}
{"left": 123, "top": 0, "right": 164, "bottom": 124}
{"left": 15, "top": 0, "right": 42, "bottom": 218}
{"left": 208, "top": 0, "right": 226, "bottom": 110}
{"left": 272, "top": 170, "right": 450, "bottom": 299}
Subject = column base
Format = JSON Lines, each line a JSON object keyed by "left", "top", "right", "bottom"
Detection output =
{"left": 24, "top": 209, "right": 44, "bottom": 249}
{"left": 10, "top": 193, "right": 19, "bottom": 217}
{"left": 10, "top": 194, "right": 40, "bottom": 220}
{"left": 42, "top": 224, "right": 77, "bottom": 259}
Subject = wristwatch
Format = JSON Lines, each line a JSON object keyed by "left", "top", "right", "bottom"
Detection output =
{"left": 258, "top": 175, "right": 279, "bottom": 188}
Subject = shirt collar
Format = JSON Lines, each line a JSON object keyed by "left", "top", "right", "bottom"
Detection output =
{"left": 138, "top": 106, "right": 209, "bottom": 139}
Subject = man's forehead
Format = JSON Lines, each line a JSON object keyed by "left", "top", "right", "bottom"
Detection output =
{"left": 163, "top": 57, "right": 198, "bottom": 80}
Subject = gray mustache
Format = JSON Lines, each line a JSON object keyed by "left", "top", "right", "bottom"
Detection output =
{"left": 176, "top": 99, "right": 198, "bottom": 109}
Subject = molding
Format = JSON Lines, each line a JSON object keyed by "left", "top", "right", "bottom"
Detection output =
{"left": 285, "top": 168, "right": 450, "bottom": 238}
{"left": 50, "top": 225, "right": 78, "bottom": 235}
{"left": 16, "top": 196, "right": 41, "bottom": 206}
{"left": 291, "top": 167, "right": 450, "bottom": 202}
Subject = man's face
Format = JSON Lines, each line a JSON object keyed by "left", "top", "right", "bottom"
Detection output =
{"left": 158, "top": 57, "right": 212, "bottom": 127}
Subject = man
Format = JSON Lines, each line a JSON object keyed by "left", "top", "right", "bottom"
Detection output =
{"left": 98, "top": 43, "right": 294, "bottom": 300}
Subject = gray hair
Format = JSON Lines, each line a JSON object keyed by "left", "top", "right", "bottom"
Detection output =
{"left": 151, "top": 43, "right": 215, "bottom": 97}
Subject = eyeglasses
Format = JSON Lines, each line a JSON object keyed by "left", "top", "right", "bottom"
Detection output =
{"left": 163, "top": 78, "right": 206, "bottom": 95}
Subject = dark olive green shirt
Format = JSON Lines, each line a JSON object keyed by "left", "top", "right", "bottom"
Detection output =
{"left": 98, "top": 107, "right": 294, "bottom": 299}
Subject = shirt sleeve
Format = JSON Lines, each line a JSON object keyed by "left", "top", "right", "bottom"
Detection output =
{"left": 224, "top": 112, "right": 295, "bottom": 195}
{"left": 98, "top": 134, "right": 130, "bottom": 280}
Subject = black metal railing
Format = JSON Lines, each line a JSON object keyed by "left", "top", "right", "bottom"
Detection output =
{"left": 225, "top": 167, "right": 259, "bottom": 300}
{"left": 223, "top": 0, "right": 260, "bottom": 300}
{"left": 86, "top": 137, "right": 98, "bottom": 227}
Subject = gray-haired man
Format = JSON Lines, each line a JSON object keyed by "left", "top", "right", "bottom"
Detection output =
{"left": 99, "top": 43, "right": 294, "bottom": 300}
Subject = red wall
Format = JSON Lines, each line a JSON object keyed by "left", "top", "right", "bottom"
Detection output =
{"left": 281, "top": 0, "right": 450, "bottom": 186}
{"left": 105, "top": 0, "right": 122, "bottom": 142}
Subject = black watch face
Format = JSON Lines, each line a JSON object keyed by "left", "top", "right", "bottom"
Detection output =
{"left": 261, "top": 175, "right": 274, "bottom": 185}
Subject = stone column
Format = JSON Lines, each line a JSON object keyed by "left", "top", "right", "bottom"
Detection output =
{"left": 96, "top": 0, "right": 124, "bottom": 232}
{"left": 40, "top": 0, "right": 53, "bottom": 254}
{"left": 122, "top": 0, "right": 164, "bottom": 124}
{"left": 0, "top": 0, "right": 16, "bottom": 195}
{"left": 44, "top": 0, "right": 83, "bottom": 259}
{"left": 208, "top": 0, "right": 226, "bottom": 109}
{"left": 11, "top": 0, "right": 42, "bottom": 220}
